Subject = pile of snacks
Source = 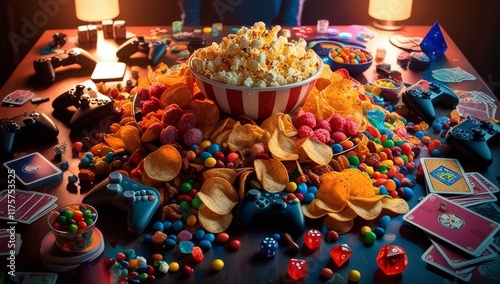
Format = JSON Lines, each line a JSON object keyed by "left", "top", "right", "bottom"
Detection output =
{"left": 190, "top": 22, "right": 319, "bottom": 87}
{"left": 72, "top": 23, "right": 423, "bottom": 238}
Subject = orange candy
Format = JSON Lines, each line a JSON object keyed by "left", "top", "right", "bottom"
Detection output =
{"left": 384, "top": 179, "right": 397, "bottom": 192}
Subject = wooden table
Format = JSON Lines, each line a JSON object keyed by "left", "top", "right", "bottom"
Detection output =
{"left": 0, "top": 25, "right": 499, "bottom": 284}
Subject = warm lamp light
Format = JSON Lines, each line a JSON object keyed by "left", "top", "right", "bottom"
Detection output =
{"left": 75, "top": 0, "right": 120, "bottom": 22}
{"left": 368, "top": 0, "right": 413, "bottom": 31}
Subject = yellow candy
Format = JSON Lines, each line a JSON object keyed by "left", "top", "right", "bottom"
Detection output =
{"left": 348, "top": 270, "right": 361, "bottom": 282}
{"left": 169, "top": 261, "right": 180, "bottom": 272}
{"left": 286, "top": 182, "right": 298, "bottom": 192}
{"left": 212, "top": 259, "right": 224, "bottom": 270}
{"left": 204, "top": 157, "right": 217, "bottom": 168}
{"left": 360, "top": 226, "right": 371, "bottom": 236}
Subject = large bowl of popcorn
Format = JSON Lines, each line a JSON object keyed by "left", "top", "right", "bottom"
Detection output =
{"left": 189, "top": 22, "right": 324, "bottom": 121}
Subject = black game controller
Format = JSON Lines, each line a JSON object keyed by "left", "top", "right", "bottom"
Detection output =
{"left": 401, "top": 79, "right": 459, "bottom": 123}
{"left": 1, "top": 112, "right": 59, "bottom": 159}
{"left": 82, "top": 172, "right": 161, "bottom": 234}
{"left": 33, "top": 47, "right": 96, "bottom": 83}
{"left": 445, "top": 116, "right": 500, "bottom": 167}
{"left": 237, "top": 189, "right": 305, "bottom": 235}
{"left": 116, "top": 35, "right": 167, "bottom": 65}
{"left": 52, "top": 80, "right": 114, "bottom": 129}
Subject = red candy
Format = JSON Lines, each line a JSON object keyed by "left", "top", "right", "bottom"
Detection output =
{"left": 227, "top": 239, "right": 241, "bottom": 251}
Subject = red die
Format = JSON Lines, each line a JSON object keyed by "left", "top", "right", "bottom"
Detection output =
{"left": 376, "top": 244, "right": 408, "bottom": 275}
{"left": 304, "top": 229, "right": 322, "bottom": 249}
{"left": 329, "top": 244, "right": 352, "bottom": 267}
{"left": 288, "top": 258, "right": 307, "bottom": 280}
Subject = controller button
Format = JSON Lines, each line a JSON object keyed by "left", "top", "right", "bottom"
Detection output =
{"left": 122, "top": 190, "right": 135, "bottom": 202}
{"left": 139, "top": 190, "right": 146, "bottom": 196}
{"left": 80, "top": 94, "right": 90, "bottom": 105}
{"left": 247, "top": 189, "right": 261, "bottom": 200}
{"left": 255, "top": 198, "right": 269, "bottom": 209}
{"left": 146, "top": 190, "right": 155, "bottom": 195}
{"left": 272, "top": 199, "right": 287, "bottom": 210}
{"left": 148, "top": 195, "right": 155, "bottom": 201}
{"left": 106, "top": 183, "right": 122, "bottom": 195}
{"left": 109, "top": 172, "right": 123, "bottom": 183}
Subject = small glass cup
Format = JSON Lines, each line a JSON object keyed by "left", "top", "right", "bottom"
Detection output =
{"left": 172, "top": 20, "right": 183, "bottom": 33}
{"left": 316, "top": 19, "right": 329, "bottom": 34}
{"left": 47, "top": 204, "right": 98, "bottom": 252}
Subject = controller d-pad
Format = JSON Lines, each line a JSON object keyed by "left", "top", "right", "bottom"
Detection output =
{"left": 255, "top": 197, "right": 270, "bottom": 209}
{"left": 450, "top": 128, "right": 471, "bottom": 140}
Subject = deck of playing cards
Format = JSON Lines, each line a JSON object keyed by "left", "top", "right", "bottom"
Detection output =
{"left": 3, "top": 152, "right": 63, "bottom": 190}
{"left": 0, "top": 189, "right": 58, "bottom": 224}
{"left": 404, "top": 193, "right": 500, "bottom": 282}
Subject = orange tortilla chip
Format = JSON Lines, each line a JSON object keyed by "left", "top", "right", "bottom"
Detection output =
{"left": 160, "top": 83, "right": 193, "bottom": 109}
{"left": 315, "top": 177, "right": 350, "bottom": 212}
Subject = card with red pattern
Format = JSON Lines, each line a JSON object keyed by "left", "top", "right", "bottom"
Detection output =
{"left": 403, "top": 193, "right": 500, "bottom": 256}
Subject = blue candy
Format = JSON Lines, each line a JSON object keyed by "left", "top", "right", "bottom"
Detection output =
{"left": 179, "top": 240, "right": 194, "bottom": 254}
{"left": 379, "top": 215, "right": 391, "bottom": 229}
{"left": 152, "top": 221, "right": 164, "bottom": 232}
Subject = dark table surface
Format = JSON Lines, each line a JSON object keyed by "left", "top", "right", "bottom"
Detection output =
{"left": 0, "top": 24, "right": 499, "bottom": 284}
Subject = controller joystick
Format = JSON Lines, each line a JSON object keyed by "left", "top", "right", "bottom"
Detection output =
{"left": 237, "top": 189, "right": 305, "bottom": 235}
{"left": 116, "top": 36, "right": 167, "bottom": 65}
{"left": 445, "top": 116, "right": 500, "bottom": 167}
{"left": 1, "top": 112, "right": 59, "bottom": 159}
{"left": 52, "top": 80, "right": 114, "bottom": 129}
{"left": 33, "top": 47, "right": 96, "bottom": 83}
{"left": 402, "top": 79, "right": 459, "bottom": 123}
{"left": 82, "top": 172, "right": 161, "bottom": 235}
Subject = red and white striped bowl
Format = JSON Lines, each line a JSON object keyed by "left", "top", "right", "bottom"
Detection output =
{"left": 189, "top": 56, "right": 323, "bottom": 121}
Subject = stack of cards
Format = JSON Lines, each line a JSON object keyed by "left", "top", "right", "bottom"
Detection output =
{"left": 0, "top": 189, "right": 58, "bottom": 224}
{"left": 454, "top": 90, "right": 497, "bottom": 120}
{"left": 404, "top": 194, "right": 500, "bottom": 282}
{"left": 2, "top": 90, "right": 34, "bottom": 106}
{"left": 3, "top": 153, "right": 63, "bottom": 191}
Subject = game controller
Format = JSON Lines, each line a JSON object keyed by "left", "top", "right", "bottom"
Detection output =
{"left": 33, "top": 47, "right": 96, "bottom": 83}
{"left": 237, "top": 189, "right": 305, "bottom": 234}
{"left": 116, "top": 35, "right": 167, "bottom": 65}
{"left": 445, "top": 116, "right": 500, "bottom": 167}
{"left": 1, "top": 112, "right": 59, "bottom": 159}
{"left": 52, "top": 80, "right": 114, "bottom": 129}
{"left": 401, "top": 79, "right": 459, "bottom": 123}
{"left": 82, "top": 172, "right": 161, "bottom": 235}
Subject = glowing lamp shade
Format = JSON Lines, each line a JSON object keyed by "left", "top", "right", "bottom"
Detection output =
{"left": 75, "top": 0, "right": 120, "bottom": 22}
{"left": 368, "top": 0, "right": 413, "bottom": 30}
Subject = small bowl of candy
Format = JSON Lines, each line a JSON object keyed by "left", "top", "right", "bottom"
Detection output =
{"left": 328, "top": 46, "right": 373, "bottom": 74}
{"left": 373, "top": 78, "right": 404, "bottom": 102}
{"left": 47, "top": 203, "right": 98, "bottom": 252}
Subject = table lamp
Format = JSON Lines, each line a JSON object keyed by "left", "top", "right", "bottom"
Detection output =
{"left": 75, "top": 0, "right": 120, "bottom": 23}
{"left": 368, "top": 0, "right": 413, "bottom": 31}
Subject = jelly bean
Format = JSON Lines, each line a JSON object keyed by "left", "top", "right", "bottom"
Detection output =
{"left": 347, "top": 155, "right": 360, "bottom": 166}
{"left": 227, "top": 239, "right": 241, "bottom": 251}
{"left": 169, "top": 262, "right": 180, "bottom": 272}
{"left": 217, "top": 232, "right": 230, "bottom": 243}
{"left": 199, "top": 140, "right": 211, "bottom": 149}
{"left": 212, "top": 259, "right": 224, "bottom": 271}
{"left": 204, "top": 157, "right": 217, "bottom": 168}
{"left": 286, "top": 182, "right": 297, "bottom": 192}
{"left": 331, "top": 143, "right": 343, "bottom": 154}
{"left": 373, "top": 227, "right": 385, "bottom": 239}
{"left": 364, "top": 231, "right": 377, "bottom": 245}
{"left": 152, "top": 221, "right": 164, "bottom": 232}
{"left": 199, "top": 239, "right": 212, "bottom": 251}
{"left": 203, "top": 233, "right": 215, "bottom": 242}
{"left": 186, "top": 215, "right": 197, "bottom": 227}
{"left": 320, "top": 267, "right": 334, "bottom": 279}
{"left": 226, "top": 152, "right": 239, "bottom": 163}
{"left": 389, "top": 190, "right": 399, "bottom": 198}
{"left": 360, "top": 226, "right": 371, "bottom": 236}
{"left": 348, "top": 270, "right": 361, "bottom": 282}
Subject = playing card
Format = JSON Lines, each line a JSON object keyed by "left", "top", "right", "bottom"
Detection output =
{"left": 468, "top": 172, "right": 499, "bottom": 193}
{"left": 9, "top": 271, "right": 58, "bottom": 284}
{"left": 432, "top": 67, "right": 476, "bottom": 82}
{"left": 430, "top": 238, "right": 497, "bottom": 269}
{"left": 0, "top": 189, "right": 58, "bottom": 224}
{"left": 468, "top": 202, "right": 500, "bottom": 249}
{"left": 403, "top": 193, "right": 500, "bottom": 256}
{"left": 446, "top": 173, "right": 497, "bottom": 207}
{"left": 2, "top": 90, "right": 34, "bottom": 106}
{"left": 420, "top": 158, "right": 474, "bottom": 195}
{"left": 0, "top": 230, "right": 22, "bottom": 256}
{"left": 421, "top": 245, "right": 473, "bottom": 282}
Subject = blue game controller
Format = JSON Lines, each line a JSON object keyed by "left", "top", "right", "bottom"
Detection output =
{"left": 237, "top": 189, "right": 305, "bottom": 235}
{"left": 402, "top": 79, "right": 459, "bottom": 123}
{"left": 82, "top": 172, "right": 161, "bottom": 235}
{"left": 445, "top": 116, "right": 500, "bottom": 167}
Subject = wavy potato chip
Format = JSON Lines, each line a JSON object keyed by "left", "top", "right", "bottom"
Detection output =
{"left": 323, "top": 215, "right": 354, "bottom": 234}
{"left": 202, "top": 168, "right": 238, "bottom": 185}
{"left": 327, "top": 205, "right": 358, "bottom": 222}
{"left": 198, "top": 203, "right": 233, "bottom": 233}
{"left": 198, "top": 177, "right": 238, "bottom": 215}
{"left": 346, "top": 198, "right": 382, "bottom": 220}
{"left": 253, "top": 158, "right": 288, "bottom": 192}
{"left": 227, "top": 124, "right": 270, "bottom": 153}
{"left": 143, "top": 145, "right": 182, "bottom": 181}
{"left": 301, "top": 138, "right": 333, "bottom": 165}
{"left": 268, "top": 130, "right": 300, "bottom": 161}
{"left": 190, "top": 99, "right": 220, "bottom": 138}
{"left": 118, "top": 125, "right": 142, "bottom": 154}
{"left": 380, "top": 196, "right": 410, "bottom": 214}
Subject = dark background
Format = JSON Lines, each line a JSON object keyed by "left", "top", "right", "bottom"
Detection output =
{"left": 1, "top": 0, "right": 499, "bottom": 97}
